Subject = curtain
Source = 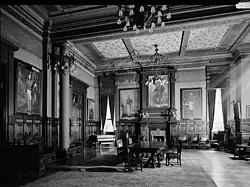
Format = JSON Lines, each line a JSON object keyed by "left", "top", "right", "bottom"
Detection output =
{"left": 100, "top": 95, "right": 107, "bottom": 131}
{"left": 208, "top": 89, "right": 216, "bottom": 139}
{"left": 109, "top": 95, "right": 115, "bottom": 125}
{"left": 99, "top": 73, "right": 115, "bottom": 132}
{"left": 221, "top": 88, "right": 228, "bottom": 130}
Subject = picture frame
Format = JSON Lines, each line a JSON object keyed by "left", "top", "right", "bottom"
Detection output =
{"left": 87, "top": 98, "right": 95, "bottom": 121}
{"left": 15, "top": 59, "right": 42, "bottom": 116}
{"left": 181, "top": 88, "right": 202, "bottom": 119}
{"left": 246, "top": 105, "right": 250, "bottom": 119}
{"left": 119, "top": 88, "right": 139, "bottom": 120}
{"left": 147, "top": 74, "right": 169, "bottom": 108}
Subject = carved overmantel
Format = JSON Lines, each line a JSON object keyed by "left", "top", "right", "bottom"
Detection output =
{"left": 141, "top": 66, "right": 176, "bottom": 114}
{"left": 138, "top": 65, "right": 177, "bottom": 143}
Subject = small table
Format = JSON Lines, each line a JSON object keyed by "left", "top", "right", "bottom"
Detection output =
{"left": 129, "top": 141, "right": 167, "bottom": 168}
{"left": 236, "top": 144, "right": 250, "bottom": 159}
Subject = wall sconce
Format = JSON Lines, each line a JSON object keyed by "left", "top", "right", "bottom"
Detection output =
{"left": 142, "top": 112, "right": 150, "bottom": 119}
{"left": 136, "top": 110, "right": 150, "bottom": 120}
{"left": 161, "top": 108, "right": 176, "bottom": 121}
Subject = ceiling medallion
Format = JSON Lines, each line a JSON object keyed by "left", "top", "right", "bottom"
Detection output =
{"left": 116, "top": 5, "right": 171, "bottom": 34}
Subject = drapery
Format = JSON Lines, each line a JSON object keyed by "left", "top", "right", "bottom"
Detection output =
{"left": 221, "top": 88, "right": 228, "bottom": 130}
{"left": 109, "top": 95, "right": 115, "bottom": 126}
{"left": 208, "top": 89, "right": 216, "bottom": 139}
{"left": 99, "top": 73, "right": 115, "bottom": 132}
{"left": 100, "top": 95, "right": 108, "bottom": 131}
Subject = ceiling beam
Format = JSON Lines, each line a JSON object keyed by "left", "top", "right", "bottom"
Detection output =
{"left": 179, "top": 30, "right": 191, "bottom": 56}
{"left": 69, "top": 11, "right": 250, "bottom": 44}
{"left": 230, "top": 21, "right": 250, "bottom": 50}
{"left": 53, "top": 5, "right": 63, "bottom": 11}
{"left": 50, "top": 5, "right": 106, "bottom": 16}
{"left": 215, "top": 19, "right": 249, "bottom": 52}
{"left": 122, "top": 38, "right": 137, "bottom": 61}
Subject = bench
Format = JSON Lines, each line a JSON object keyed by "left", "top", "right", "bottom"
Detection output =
{"left": 97, "top": 135, "right": 115, "bottom": 148}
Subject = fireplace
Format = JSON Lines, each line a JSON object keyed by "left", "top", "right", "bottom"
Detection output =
{"left": 150, "top": 129, "right": 166, "bottom": 142}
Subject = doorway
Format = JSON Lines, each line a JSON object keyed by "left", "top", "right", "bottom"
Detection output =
{"left": 0, "top": 62, "right": 7, "bottom": 145}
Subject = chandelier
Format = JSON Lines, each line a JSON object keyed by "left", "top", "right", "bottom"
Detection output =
{"left": 116, "top": 5, "right": 171, "bottom": 34}
{"left": 146, "top": 44, "right": 167, "bottom": 86}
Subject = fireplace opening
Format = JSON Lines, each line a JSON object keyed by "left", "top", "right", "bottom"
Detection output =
{"left": 153, "top": 136, "right": 165, "bottom": 142}
{"left": 150, "top": 129, "right": 166, "bottom": 142}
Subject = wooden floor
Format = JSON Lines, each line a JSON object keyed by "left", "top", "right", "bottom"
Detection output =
{"left": 21, "top": 149, "right": 250, "bottom": 187}
{"left": 192, "top": 150, "right": 250, "bottom": 187}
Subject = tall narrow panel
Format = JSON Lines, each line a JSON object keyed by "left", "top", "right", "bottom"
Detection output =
{"left": 130, "top": 31, "right": 182, "bottom": 55}
{"left": 93, "top": 39, "right": 129, "bottom": 58}
{"left": 187, "top": 24, "right": 229, "bottom": 51}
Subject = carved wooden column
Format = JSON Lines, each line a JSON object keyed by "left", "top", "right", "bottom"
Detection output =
{"left": 59, "top": 43, "right": 70, "bottom": 151}
{"left": 136, "top": 68, "right": 143, "bottom": 141}
{"left": 169, "top": 70, "right": 176, "bottom": 109}
{"left": 0, "top": 38, "right": 18, "bottom": 145}
{"left": 42, "top": 19, "right": 52, "bottom": 148}
{"left": 51, "top": 43, "right": 59, "bottom": 119}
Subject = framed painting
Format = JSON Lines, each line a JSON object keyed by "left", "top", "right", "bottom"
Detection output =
{"left": 119, "top": 88, "right": 139, "bottom": 120}
{"left": 87, "top": 99, "right": 95, "bottom": 121}
{"left": 181, "top": 88, "right": 202, "bottom": 119}
{"left": 147, "top": 75, "right": 169, "bottom": 108}
{"left": 15, "top": 60, "right": 42, "bottom": 115}
{"left": 246, "top": 105, "right": 250, "bottom": 119}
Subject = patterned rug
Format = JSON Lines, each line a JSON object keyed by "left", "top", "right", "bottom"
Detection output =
{"left": 23, "top": 158, "right": 217, "bottom": 187}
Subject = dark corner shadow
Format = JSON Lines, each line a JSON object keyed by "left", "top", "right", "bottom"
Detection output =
{"left": 0, "top": 171, "right": 58, "bottom": 187}
{"left": 84, "top": 167, "right": 125, "bottom": 173}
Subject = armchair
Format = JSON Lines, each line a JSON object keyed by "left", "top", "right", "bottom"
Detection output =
{"left": 178, "top": 135, "right": 188, "bottom": 148}
{"left": 166, "top": 141, "right": 182, "bottom": 166}
{"left": 199, "top": 136, "right": 211, "bottom": 149}
{"left": 188, "top": 134, "right": 199, "bottom": 149}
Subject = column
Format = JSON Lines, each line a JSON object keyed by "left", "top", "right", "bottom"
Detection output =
{"left": 42, "top": 19, "right": 52, "bottom": 147}
{"left": 51, "top": 43, "right": 58, "bottom": 118}
{"left": 59, "top": 43, "right": 70, "bottom": 150}
{"left": 136, "top": 70, "right": 143, "bottom": 140}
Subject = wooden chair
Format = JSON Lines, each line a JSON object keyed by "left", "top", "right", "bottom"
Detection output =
{"left": 179, "top": 135, "right": 188, "bottom": 148}
{"left": 166, "top": 141, "right": 182, "bottom": 166}
{"left": 116, "top": 139, "right": 124, "bottom": 162}
{"left": 123, "top": 134, "right": 143, "bottom": 172}
{"left": 232, "top": 140, "right": 240, "bottom": 159}
{"left": 199, "top": 137, "right": 211, "bottom": 149}
{"left": 189, "top": 135, "right": 199, "bottom": 149}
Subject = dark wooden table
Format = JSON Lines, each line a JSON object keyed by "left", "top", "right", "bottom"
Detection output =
{"left": 128, "top": 141, "right": 167, "bottom": 168}
{"left": 236, "top": 144, "right": 250, "bottom": 159}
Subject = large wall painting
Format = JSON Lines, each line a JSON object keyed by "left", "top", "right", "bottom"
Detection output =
{"left": 16, "top": 61, "right": 42, "bottom": 115}
{"left": 87, "top": 98, "right": 95, "bottom": 121}
{"left": 119, "top": 88, "right": 139, "bottom": 120}
{"left": 181, "top": 88, "right": 202, "bottom": 119}
{"left": 148, "top": 75, "right": 169, "bottom": 108}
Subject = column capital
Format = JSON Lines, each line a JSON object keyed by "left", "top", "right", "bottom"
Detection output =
{"left": 48, "top": 42, "right": 76, "bottom": 75}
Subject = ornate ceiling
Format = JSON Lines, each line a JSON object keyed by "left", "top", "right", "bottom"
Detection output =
{"left": 186, "top": 24, "right": 230, "bottom": 51}
{"left": 14, "top": 4, "right": 250, "bottom": 71}
{"left": 130, "top": 31, "right": 182, "bottom": 55}
{"left": 93, "top": 39, "right": 129, "bottom": 58}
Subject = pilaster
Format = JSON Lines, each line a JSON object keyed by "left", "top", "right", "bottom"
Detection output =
{"left": 42, "top": 19, "right": 52, "bottom": 147}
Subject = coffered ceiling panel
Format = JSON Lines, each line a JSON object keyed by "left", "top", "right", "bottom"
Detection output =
{"left": 186, "top": 24, "right": 229, "bottom": 51}
{"left": 130, "top": 31, "right": 182, "bottom": 55}
{"left": 93, "top": 39, "right": 129, "bottom": 58}
{"left": 242, "top": 32, "right": 250, "bottom": 44}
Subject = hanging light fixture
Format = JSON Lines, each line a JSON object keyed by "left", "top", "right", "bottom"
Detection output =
{"left": 116, "top": 5, "right": 171, "bottom": 34}
{"left": 146, "top": 44, "right": 167, "bottom": 86}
